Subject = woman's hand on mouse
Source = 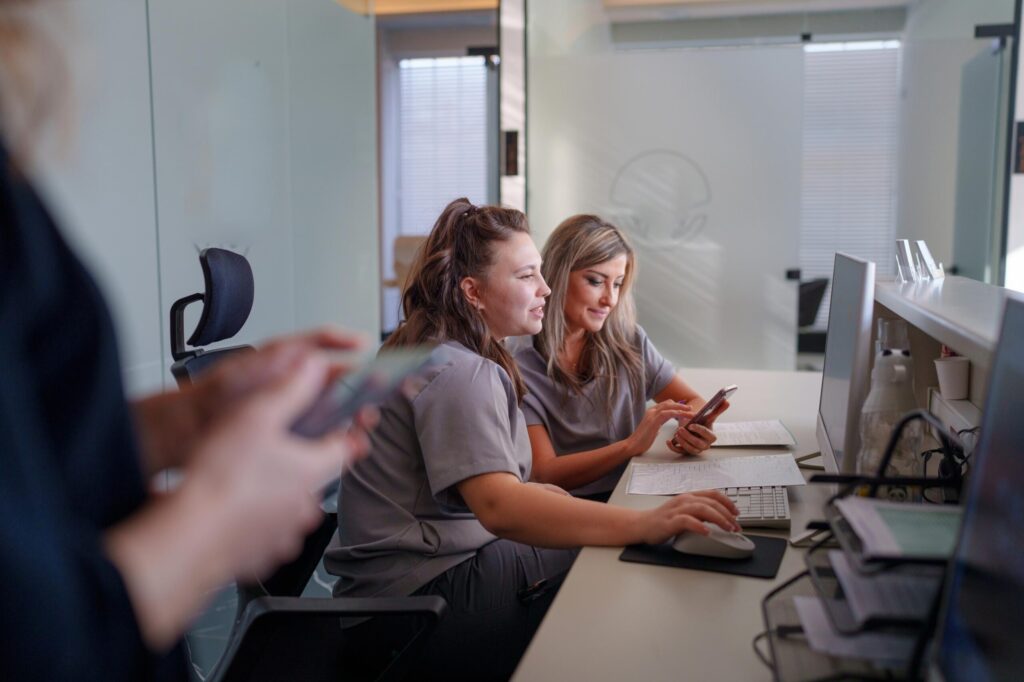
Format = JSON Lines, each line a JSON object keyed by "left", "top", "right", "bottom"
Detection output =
{"left": 635, "top": 490, "right": 741, "bottom": 545}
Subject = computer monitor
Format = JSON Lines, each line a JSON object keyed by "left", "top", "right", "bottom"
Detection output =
{"left": 930, "top": 295, "right": 1024, "bottom": 682}
{"left": 815, "top": 253, "right": 876, "bottom": 474}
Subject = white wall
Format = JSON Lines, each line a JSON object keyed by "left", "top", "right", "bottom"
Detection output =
{"left": 36, "top": 0, "right": 378, "bottom": 395}
{"left": 897, "top": 0, "right": 1015, "bottom": 271}
{"left": 38, "top": 0, "right": 164, "bottom": 395}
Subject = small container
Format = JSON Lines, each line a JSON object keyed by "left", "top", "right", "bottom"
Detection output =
{"left": 934, "top": 356, "right": 969, "bottom": 401}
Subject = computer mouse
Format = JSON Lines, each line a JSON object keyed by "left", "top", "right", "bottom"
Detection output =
{"left": 671, "top": 522, "right": 756, "bottom": 559}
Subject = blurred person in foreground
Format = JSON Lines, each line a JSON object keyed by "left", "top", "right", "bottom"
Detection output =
{"left": 0, "top": 2, "right": 375, "bottom": 678}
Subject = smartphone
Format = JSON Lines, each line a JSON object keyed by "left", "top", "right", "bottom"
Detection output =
{"left": 290, "top": 347, "right": 434, "bottom": 439}
{"left": 682, "top": 384, "right": 738, "bottom": 430}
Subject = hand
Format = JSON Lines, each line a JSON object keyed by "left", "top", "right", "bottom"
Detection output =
{"left": 106, "top": 350, "right": 377, "bottom": 649}
{"left": 133, "top": 326, "right": 366, "bottom": 474}
{"left": 626, "top": 400, "right": 693, "bottom": 456}
{"left": 183, "top": 351, "right": 373, "bottom": 579}
{"left": 635, "top": 490, "right": 741, "bottom": 545}
{"left": 526, "top": 482, "right": 571, "bottom": 497}
{"left": 667, "top": 399, "right": 730, "bottom": 456}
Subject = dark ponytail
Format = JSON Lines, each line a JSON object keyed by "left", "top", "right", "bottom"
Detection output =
{"left": 385, "top": 198, "right": 530, "bottom": 401}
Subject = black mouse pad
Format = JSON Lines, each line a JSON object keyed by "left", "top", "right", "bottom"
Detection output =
{"left": 619, "top": 535, "right": 787, "bottom": 579}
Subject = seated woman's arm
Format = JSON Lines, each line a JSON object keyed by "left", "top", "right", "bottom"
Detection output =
{"left": 526, "top": 397, "right": 687, "bottom": 489}
{"left": 458, "top": 472, "right": 739, "bottom": 548}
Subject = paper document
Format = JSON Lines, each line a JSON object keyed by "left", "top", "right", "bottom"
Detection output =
{"left": 829, "top": 551, "right": 941, "bottom": 626}
{"left": 710, "top": 420, "right": 796, "bottom": 447}
{"left": 626, "top": 454, "right": 805, "bottom": 495}
{"left": 834, "top": 497, "right": 962, "bottom": 561}
{"left": 793, "top": 596, "right": 916, "bottom": 664}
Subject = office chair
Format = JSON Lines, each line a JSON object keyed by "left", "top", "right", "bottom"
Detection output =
{"left": 170, "top": 247, "right": 256, "bottom": 386}
{"left": 798, "top": 278, "right": 829, "bottom": 328}
{"left": 170, "top": 248, "right": 447, "bottom": 681}
{"left": 797, "top": 278, "right": 829, "bottom": 355}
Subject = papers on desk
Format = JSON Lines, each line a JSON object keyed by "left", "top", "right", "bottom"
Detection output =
{"left": 834, "top": 497, "right": 962, "bottom": 561}
{"left": 828, "top": 551, "right": 941, "bottom": 626}
{"left": 793, "top": 596, "right": 916, "bottom": 664}
{"left": 626, "top": 454, "right": 806, "bottom": 495}
{"left": 710, "top": 420, "right": 796, "bottom": 447}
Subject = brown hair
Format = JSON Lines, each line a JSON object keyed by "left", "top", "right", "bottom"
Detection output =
{"left": 385, "top": 197, "right": 531, "bottom": 401}
{"left": 535, "top": 214, "right": 643, "bottom": 414}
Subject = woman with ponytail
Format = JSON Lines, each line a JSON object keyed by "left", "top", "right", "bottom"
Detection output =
{"left": 328, "top": 199, "right": 739, "bottom": 680}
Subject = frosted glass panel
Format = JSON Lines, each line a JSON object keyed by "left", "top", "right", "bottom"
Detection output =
{"left": 149, "top": 0, "right": 377, "bottom": 379}
{"left": 528, "top": 47, "right": 802, "bottom": 370}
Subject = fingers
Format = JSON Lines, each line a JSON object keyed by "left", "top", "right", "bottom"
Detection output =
{"left": 671, "top": 515, "right": 712, "bottom": 536}
{"left": 251, "top": 352, "right": 330, "bottom": 426}
{"left": 689, "top": 489, "right": 740, "bottom": 516}
{"left": 676, "top": 497, "right": 740, "bottom": 533}
{"left": 352, "top": 406, "right": 380, "bottom": 434}
{"left": 645, "top": 402, "right": 691, "bottom": 430}
{"left": 262, "top": 326, "right": 367, "bottom": 354}
{"left": 297, "top": 326, "right": 368, "bottom": 352}
{"left": 704, "top": 400, "right": 730, "bottom": 428}
{"left": 671, "top": 423, "right": 715, "bottom": 455}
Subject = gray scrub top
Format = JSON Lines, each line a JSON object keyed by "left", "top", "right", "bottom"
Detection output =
{"left": 325, "top": 340, "right": 532, "bottom": 598}
{"left": 512, "top": 326, "right": 676, "bottom": 496}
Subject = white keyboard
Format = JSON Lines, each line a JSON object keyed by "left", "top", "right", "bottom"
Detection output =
{"left": 721, "top": 485, "right": 791, "bottom": 529}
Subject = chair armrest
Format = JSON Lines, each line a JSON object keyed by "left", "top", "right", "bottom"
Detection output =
{"left": 240, "top": 594, "right": 447, "bottom": 624}
{"left": 211, "top": 595, "right": 447, "bottom": 682}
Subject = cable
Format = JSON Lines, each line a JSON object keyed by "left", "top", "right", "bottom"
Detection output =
{"left": 751, "top": 630, "right": 773, "bottom": 669}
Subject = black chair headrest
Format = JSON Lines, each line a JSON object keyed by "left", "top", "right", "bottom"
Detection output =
{"left": 187, "top": 248, "right": 255, "bottom": 347}
{"left": 798, "top": 277, "right": 829, "bottom": 328}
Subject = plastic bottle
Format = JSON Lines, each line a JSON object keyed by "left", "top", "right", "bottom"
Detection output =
{"left": 856, "top": 319, "right": 922, "bottom": 500}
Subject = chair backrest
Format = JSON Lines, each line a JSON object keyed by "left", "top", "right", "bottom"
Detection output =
{"left": 170, "top": 248, "right": 255, "bottom": 387}
{"left": 798, "top": 277, "right": 829, "bottom": 328}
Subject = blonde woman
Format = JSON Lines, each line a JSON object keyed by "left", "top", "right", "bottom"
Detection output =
{"left": 513, "top": 215, "right": 729, "bottom": 500}
{"left": 328, "top": 199, "right": 738, "bottom": 680}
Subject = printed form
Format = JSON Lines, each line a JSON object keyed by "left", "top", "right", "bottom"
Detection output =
{"left": 627, "top": 454, "right": 806, "bottom": 495}
{"left": 710, "top": 420, "right": 796, "bottom": 447}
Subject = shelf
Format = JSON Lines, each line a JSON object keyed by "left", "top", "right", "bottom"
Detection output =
{"left": 874, "top": 276, "right": 1014, "bottom": 370}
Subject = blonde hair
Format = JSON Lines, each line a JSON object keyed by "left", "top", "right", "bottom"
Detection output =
{"left": 385, "top": 197, "right": 531, "bottom": 401}
{"left": 535, "top": 214, "right": 643, "bottom": 412}
{"left": 0, "top": 0, "right": 71, "bottom": 169}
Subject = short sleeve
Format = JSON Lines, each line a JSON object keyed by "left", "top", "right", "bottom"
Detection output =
{"left": 520, "top": 390, "right": 547, "bottom": 427}
{"left": 638, "top": 326, "right": 676, "bottom": 400}
{"left": 414, "top": 357, "right": 526, "bottom": 508}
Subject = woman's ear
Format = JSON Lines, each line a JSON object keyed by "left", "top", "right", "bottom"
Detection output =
{"left": 460, "top": 276, "right": 484, "bottom": 311}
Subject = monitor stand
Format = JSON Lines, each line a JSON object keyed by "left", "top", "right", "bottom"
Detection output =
{"left": 794, "top": 450, "right": 824, "bottom": 471}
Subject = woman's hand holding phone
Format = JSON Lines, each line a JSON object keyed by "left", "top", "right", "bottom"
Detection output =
{"left": 666, "top": 385, "right": 736, "bottom": 456}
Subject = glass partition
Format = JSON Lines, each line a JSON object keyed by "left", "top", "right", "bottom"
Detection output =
{"left": 525, "top": 0, "right": 1016, "bottom": 370}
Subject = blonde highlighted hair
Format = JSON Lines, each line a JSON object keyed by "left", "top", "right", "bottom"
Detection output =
{"left": 534, "top": 214, "right": 643, "bottom": 412}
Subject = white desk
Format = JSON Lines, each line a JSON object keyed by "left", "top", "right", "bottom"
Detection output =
{"left": 513, "top": 367, "right": 828, "bottom": 682}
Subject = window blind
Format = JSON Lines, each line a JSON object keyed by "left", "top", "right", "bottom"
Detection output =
{"left": 800, "top": 41, "right": 900, "bottom": 328}
{"left": 399, "top": 56, "right": 489, "bottom": 235}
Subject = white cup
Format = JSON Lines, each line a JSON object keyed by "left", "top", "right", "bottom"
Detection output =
{"left": 934, "top": 356, "right": 970, "bottom": 401}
